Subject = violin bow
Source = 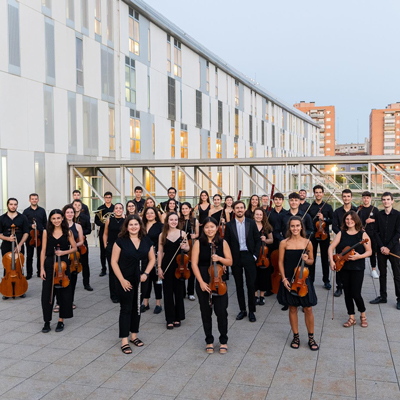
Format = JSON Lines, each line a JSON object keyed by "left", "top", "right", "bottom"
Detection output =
{"left": 301, "top": 202, "right": 313, "bottom": 221}
{"left": 312, "top": 189, "right": 336, "bottom": 221}
{"left": 162, "top": 231, "right": 189, "bottom": 275}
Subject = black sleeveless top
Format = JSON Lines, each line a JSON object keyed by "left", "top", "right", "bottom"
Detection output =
{"left": 70, "top": 223, "right": 79, "bottom": 242}
{"left": 198, "top": 239, "right": 226, "bottom": 284}
{"left": 210, "top": 209, "right": 223, "bottom": 224}
{"left": 198, "top": 204, "right": 211, "bottom": 225}
{"left": 336, "top": 230, "right": 366, "bottom": 271}
{"left": 180, "top": 218, "right": 195, "bottom": 235}
{"left": 44, "top": 231, "right": 70, "bottom": 274}
{"left": 106, "top": 217, "right": 124, "bottom": 252}
{"left": 224, "top": 209, "right": 234, "bottom": 222}
{"left": 147, "top": 222, "right": 163, "bottom": 252}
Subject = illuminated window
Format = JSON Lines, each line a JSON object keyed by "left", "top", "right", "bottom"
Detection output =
{"left": 152, "top": 123, "right": 155, "bottom": 155}
{"left": 94, "top": 0, "right": 101, "bottom": 36}
{"left": 271, "top": 104, "right": 275, "bottom": 123}
{"left": 249, "top": 146, "right": 253, "bottom": 158}
{"left": 217, "top": 167, "right": 222, "bottom": 194}
{"left": 234, "top": 139, "right": 238, "bottom": 158}
{"left": 171, "top": 170, "right": 185, "bottom": 198}
{"left": 235, "top": 80, "right": 239, "bottom": 107}
{"left": 109, "top": 106, "right": 115, "bottom": 151}
{"left": 216, "top": 133, "right": 222, "bottom": 158}
{"left": 235, "top": 109, "right": 239, "bottom": 137}
{"left": 129, "top": 110, "right": 140, "bottom": 153}
{"left": 261, "top": 120, "right": 265, "bottom": 145}
{"left": 282, "top": 131, "right": 285, "bottom": 148}
{"left": 167, "top": 34, "right": 171, "bottom": 72}
{"left": 171, "top": 122, "right": 175, "bottom": 158}
{"left": 207, "top": 134, "right": 211, "bottom": 158}
{"left": 206, "top": 61, "right": 209, "bottom": 92}
{"left": 129, "top": 8, "right": 139, "bottom": 55}
{"left": 174, "top": 39, "right": 181, "bottom": 77}
{"left": 208, "top": 171, "right": 212, "bottom": 194}
{"left": 145, "top": 170, "right": 155, "bottom": 196}
{"left": 215, "top": 68, "right": 218, "bottom": 97}
{"left": 181, "top": 125, "right": 188, "bottom": 158}
{"left": 125, "top": 57, "right": 136, "bottom": 103}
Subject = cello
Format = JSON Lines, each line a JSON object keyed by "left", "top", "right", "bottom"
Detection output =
{"left": 208, "top": 241, "right": 227, "bottom": 300}
{"left": 270, "top": 249, "right": 281, "bottom": 294}
{"left": 256, "top": 230, "right": 269, "bottom": 269}
{"left": 0, "top": 224, "right": 28, "bottom": 298}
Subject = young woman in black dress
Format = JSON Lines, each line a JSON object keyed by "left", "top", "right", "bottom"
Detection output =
{"left": 143, "top": 198, "right": 162, "bottom": 219}
{"left": 245, "top": 195, "right": 260, "bottom": 219}
{"left": 223, "top": 195, "right": 234, "bottom": 223}
{"left": 179, "top": 202, "right": 199, "bottom": 301}
{"left": 191, "top": 217, "right": 232, "bottom": 354}
{"left": 328, "top": 211, "right": 371, "bottom": 328}
{"left": 278, "top": 216, "right": 319, "bottom": 351}
{"left": 254, "top": 208, "right": 273, "bottom": 304}
{"left": 157, "top": 212, "right": 190, "bottom": 329}
{"left": 104, "top": 203, "right": 125, "bottom": 303}
{"left": 141, "top": 206, "right": 163, "bottom": 314}
{"left": 40, "top": 209, "right": 77, "bottom": 333}
{"left": 209, "top": 194, "right": 223, "bottom": 224}
{"left": 194, "top": 190, "right": 212, "bottom": 234}
{"left": 111, "top": 215, "right": 155, "bottom": 354}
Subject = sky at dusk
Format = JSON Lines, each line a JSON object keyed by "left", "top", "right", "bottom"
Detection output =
{"left": 144, "top": 0, "right": 400, "bottom": 144}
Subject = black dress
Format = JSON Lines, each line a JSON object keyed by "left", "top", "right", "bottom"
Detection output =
{"left": 210, "top": 209, "right": 223, "bottom": 225}
{"left": 69, "top": 223, "right": 80, "bottom": 302}
{"left": 115, "top": 236, "right": 153, "bottom": 337}
{"left": 255, "top": 227, "right": 272, "bottom": 293}
{"left": 196, "top": 240, "right": 228, "bottom": 345}
{"left": 161, "top": 235, "right": 185, "bottom": 324}
{"left": 181, "top": 218, "right": 196, "bottom": 297}
{"left": 41, "top": 231, "right": 73, "bottom": 323}
{"left": 277, "top": 249, "right": 317, "bottom": 308}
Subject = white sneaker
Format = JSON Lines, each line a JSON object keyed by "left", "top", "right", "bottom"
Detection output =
{"left": 189, "top": 295, "right": 196, "bottom": 301}
{"left": 371, "top": 269, "right": 379, "bottom": 279}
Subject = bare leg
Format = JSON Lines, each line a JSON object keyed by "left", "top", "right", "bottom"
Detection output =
{"left": 303, "top": 307, "right": 314, "bottom": 333}
{"left": 288, "top": 306, "right": 299, "bottom": 333}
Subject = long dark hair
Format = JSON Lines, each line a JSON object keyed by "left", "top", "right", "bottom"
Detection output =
{"left": 142, "top": 206, "right": 161, "bottom": 224}
{"left": 62, "top": 204, "right": 75, "bottom": 223}
{"left": 166, "top": 199, "right": 178, "bottom": 213}
{"left": 126, "top": 200, "right": 137, "bottom": 215}
{"left": 341, "top": 210, "right": 362, "bottom": 232}
{"left": 286, "top": 216, "right": 306, "bottom": 239}
{"left": 178, "top": 202, "right": 193, "bottom": 229}
{"left": 160, "top": 212, "right": 179, "bottom": 246}
{"left": 254, "top": 207, "right": 273, "bottom": 234}
{"left": 198, "top": 190, "right": 210, "bottom": 206}
{"left": 47, "top": 209, "right": 70, "bottom": 236}
{"left": 247, "top": 195, "right": 260, "bottom": 211}
{"left": 118, "top": 214, "right": 146, "bottom": 239}
{"left": 223, "top": 195, "right": 233, "bottom": 210}
{"left": 199, "top": 217, "right": 222, "bottom": 246}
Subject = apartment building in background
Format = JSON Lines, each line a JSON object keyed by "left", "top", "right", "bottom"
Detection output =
{"left": 335, "top": 138, "right": 369, "bottom": 156}
{"left": 0, "top": 0, "right": 318, "bottom": 211}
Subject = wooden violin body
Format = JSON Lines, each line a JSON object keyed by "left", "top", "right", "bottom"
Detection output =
{"left": 290, "top": 260, "right": 309, "bottom": 297}
{"left": 270, "top": 249, "right": 281, "bottom": 294}
{"left": 315, "top": 220, "right": 328, "bottom": 241}
{"left": 69, "top": 251, "right": 82, "bottom": 274}
{"left": 218, "top": 221, "right": 225, "bottom": 239}
{"left": 333, "top": 239, "right": 369, "bottom": 272}
{"left": 175, "top": 251, "right": 190, "bottom": 280}
{"left": 79, "top": 236, "right": 87, "bottom": 255}
{"left": 29, "top": 220, "right": 41, "bottom": 247}
{"left": 53, "top": 246, "right": 69, "bottom": 288}
{"left": 257, "top": 239, "right": 269, "bottom": 269}
{"left": 208, "top": 242, "right": 227, "bottom": 296}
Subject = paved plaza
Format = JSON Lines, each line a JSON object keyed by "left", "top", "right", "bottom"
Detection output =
{"left": 0, "top": 248, "right": 399, "bottom": 400}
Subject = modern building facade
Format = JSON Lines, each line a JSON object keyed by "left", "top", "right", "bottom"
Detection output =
{"left": 0, "top": 0, "right": 319, "bottom": 212}
{"left": 335, "top": 138, "right": 369, "bottom": 156}
{"left": 294, "top": 101, "right": 335, "bottom": 159}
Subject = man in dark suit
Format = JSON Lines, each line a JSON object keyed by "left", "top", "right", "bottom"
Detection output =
{"left": 224, "top": 200, "right": 261, "bottom": 322}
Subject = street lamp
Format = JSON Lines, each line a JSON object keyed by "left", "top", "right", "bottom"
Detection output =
{"left": 331, "top": 165, "right": 338, "bottom": 184}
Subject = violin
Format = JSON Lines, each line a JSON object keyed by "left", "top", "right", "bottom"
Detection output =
{"left": 78, "top": 236, "right": 87, "bottom": 255}
{"left": 53, "top": 245, "right": 69, "bottom": 289}
{"left": 333, "top": 238, "right": 369, "bottom": 272}
{"left": 270, "top": 249, "right": 281, "bottom": 294}
{"left": 290, "top": 251, "right": 309, "bottom": 297}
{"left": 0, "top": 224, "right": 28, "bottom": 298}
{"left": 208, "top": 241, "right": 227, "bottom": 297}
{"left": 69, "top": 250, "right": 83, "bottom": 273}
{"left": 256, "top": 230, "right": 269, "bottom": 269}
{"left": 175, "top": 235, "right": 190, "bottom": 280}
{"left": 218, "top": 217, "right": 225, "bottom": 239}
{"left": 315, "top": 219, "right": 328, "bottom": 241}
{"left": 29, "top": 218, "right": 41, "bottom": 248}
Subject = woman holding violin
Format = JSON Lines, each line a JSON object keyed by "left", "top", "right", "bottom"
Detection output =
{"left": 254, "top": 208, "right": 273, "bottom": 305}
{"left": 111, "top": 215, "right": 155, "bottom": 354}
{"left": 245, "top": 195, "right": 260, "bottom": 219}
{"left": 278, "top": 216, "right": 318, "bottom": 351}
{"left": 157, "top": 212, "right": 190, "bottom": 329}
{"left": 191, "top": 217, "right": 232, "bottom": 354}
{"left": 40, "top": 209, "right": 77, "bottom": 333}
{"left": 328, "top": 211, "right": 371, "bottom": 328}
{"left": 179, "top": 202, "right": 199, "bottom": 301}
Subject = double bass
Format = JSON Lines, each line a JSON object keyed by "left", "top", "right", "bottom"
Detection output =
{"left": 0, "top": 224, "right": 28, "bottom": 298}
{"left": 270, "top": 249, "right": 281, "bottom": 294}
{"left": 208, "top": 242, "right": 227, "bottom": 298}
{"left": 256, "top": 230, "right": 269, "bottom": 269}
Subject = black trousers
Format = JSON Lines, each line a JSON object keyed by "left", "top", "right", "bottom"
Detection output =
{"left": 41, "top": 263, "right": 73, "bottom": 323}
{"left": 106, "top": 251, "right": 119, "bottom": 301}
{"left": 255, "top": 265, "right": 272, "bottom": 292}
{"left": 25, "top": 243, "right": 41, "bottom": 277}
{"left": 117, "top": 275, "right": 141, "bottom": 338}
{"left": 143, "top": 267, "right": 162, "bottom": 300}
{"left": 162, "top": 267, "right": 185, "bottom": 324}
{"left": 310, "top": 237, "right": 330, "bottom": 284}
{"left": 336, "top": 271, "right": 343, "bottom": 290}
{"left": 232, "top": 251, "right": 257, "bottom": 313}
{"left": 341, "top": 269, "right": 366, "bottom": 315}
{"left": 196, "top": 280, "right": 228, "bottom": 344}
{"left": 185, "top": 262, "right": 195, "bottom": 296}
{"left": 99, "top": 229, "right": 107, "bottom": 272}
{"left": 81, "top": 250, "right": 90, "bottom": 287}
{"left": 377, "top": 252, "right": 400, "bottom": 301}
{"left": 368, "top": 236, "right": 377, "bottom": 269}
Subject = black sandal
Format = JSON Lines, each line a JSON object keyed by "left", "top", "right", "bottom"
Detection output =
{"left": 308, "top": 333, "right": 319, "bottom": 351}
{"left": 166, "top": 323, "right": 174, "bottom": 330}
{"left": 173, "top": 321, "right": 181, "bottom": 327}
{"left": 206, "top": 345, "right": 214, "bottom": 354}
{"left": 130, "top": 338, "right": 144, "bottom": 347}
{"left": 121, "top": 344, "right": 132, "bottom": 354}
{"left": 290, "top": 333, "right": 300, "bottom": 349}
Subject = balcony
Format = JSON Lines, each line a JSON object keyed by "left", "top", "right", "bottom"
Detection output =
{"left": 310, "top": 113, "right": 325, "bottom": 118}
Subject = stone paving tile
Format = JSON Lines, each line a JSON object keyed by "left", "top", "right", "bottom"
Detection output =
{"left": 220, "top": 383, "right": 268, "bottom": 400}
{"left": 311, "top": 395, "right": 355, "bottom": 400}
{"left": 139, "top": 373, "right": 192, "bottom": 397}
{"left": 265, "top": 387, "right": 311, "bottom": 400}
{"left": 40, "top": 382, "right": 96, "bottom": 400}
{"left": 0, "top": 378, "right": 58, "bottom": 400}
{"left": 0, "top": 376, "right": 25, "bottom": 396}
{"left": 177, "top": 378, "right": 229, "bottom": 400}
{"left": 313, "top": 375, "right": 356, "bottom": 397}
{"left": 30, "top": 363, "right": 79, "bottom": 384}
{"left": 356, "top": 379, "right": 400, "bottom": 399}
{"left": 86, "top": 387, "right": 133, "bottom": 400}
{"left": 67, "top": 364, "right": 116, "bottom": 387}
{"left": 131, "top": 391, "right": 175, "bottom": 400}
{"left": 1, "top": 360, "right": 49, "bottom": 379}
{"left": 101, "top": 370, "right": 152, "bottom": 392}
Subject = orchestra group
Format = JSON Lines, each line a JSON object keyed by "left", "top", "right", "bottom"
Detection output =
{"left": 0, "top": 185, "right": 399, "bottom": 355}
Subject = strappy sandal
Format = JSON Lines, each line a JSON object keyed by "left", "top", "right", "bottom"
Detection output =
{"left": 360, "top": 315, "right": 368, "bottom": 328}
{"left": 121, "top": 344, "right": 132, "bottom": 354}
{"left": 343, "top": 317, "right": 356, "bottom": 328}
{"left": 219, "top": 344, "right": 228, "bottom": 354}
{"left": 173, "top": 321, "right": 181, "bottom": 327}
{"left": 206, "top": 345, "right": 214, "bottom": 354}
{"left": 72, "top": 304, "right": 76, "bottom": 310}
{"left": 308, "top": 333, "right": 319, "bottom": 351}
{"left": 53, "top": 305, "right": 59, "bottom": 313}
{"left": 130, "top": 338, "right": 144, "bottom": 347}
{"left": 290, "top": 333, "right": 300, "bottom": 349}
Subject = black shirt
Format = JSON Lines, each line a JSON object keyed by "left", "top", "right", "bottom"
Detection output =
{"left": 22, "top": 206, "right": 47, "bottom": 232}
{"left": 81, "top": 203, "right": 90, "bottom": 217}
{"left": 358, "top": 205, "right": 379, "bottom": 236}
{"left": 268, "top": 208, "right": 287, "bottom": 231}
{"left": 332, "top": 205, "right": 358, "bottom": 234}
{"left": 299, "top": 201, "right": 311, "bottom": 214}
{"left": 76, "top": 213, "right": 92, "bottom": 237}
{"left": 0, "top": 212, "right": 30, "bottom": 251}
{"left": 133, "top": 198, "right": 145, "bottom": 213}
{"left": 94, "top": 203, "right": 115, "bottom": 231}
{"left": 374, "top": 208, "right": 400, "bottom": 252}
{"left": 308, "top": 201, "right": 333, "bottom": 234}
{"left": 274, "top": 210, "right": 313, "bottom": 241}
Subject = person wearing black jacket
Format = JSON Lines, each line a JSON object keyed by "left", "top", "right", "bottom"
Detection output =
{"left": 224, "top": 200, "right": 261, "bottom": 322}
{"left": 73, "top": 199, "right": 93, "bottom": 291}
{"left": 299, "top": 189, "right": 311, "bottom": 214}
{"left": 23, "top": 193, "right": 47, "bottom": 279}
{"left": 332, "top": 189, "right": 358, "bottom": 298}
{"left": 72, "top": 190, "right": 90, "bottom": 217}
{"left": 268, "top": 193, "right": 287, "bottom": 248}
{"left": 160, "top": 187, "right": 180, "bottom": 213}
{"left": 95, "top": 192, "right": 114, "bottom": 277}
{"left": 132, "top": 186, "right": 145, "bottom": 214}
{"left": 358, "top": 191, "right": 380, "bottom": 279}
{"left": 370, "top": 192, "right": 400, "bottom": 309}
{"left": 308, "top": 185, "right": 334, "bottom": 289}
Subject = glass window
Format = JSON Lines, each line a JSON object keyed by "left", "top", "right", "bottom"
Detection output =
{"left": 109, "top": 106, "right": 115, "bottom": 151}
{"left": 145, "top": 170, "right": 156, "bottom": 196}
{"left": 76, "top": 37, "right": 83, "bottom": 87}
{"left": 234, "top": 140, "right": 238, "bottom": 158}
{"left": 125, "top": 57, "right": 136, "bottom": 103}
{"left": 196, "top": 90, "right": 202, "bottom": 128}
{"left": 130, "top": 115, "right": 140, "bottom": 153}
{"left": 218, "top": 100, "right": 223, "bottom": 134}
{"left": 68, "top": 92, "right": 77, "bottom": 153}
{"left": 174, "top": 39, "right": 181, "bottom": 77}
{"left": 8, "top": 1, "right": 21, "bottom": 73}
{"left": 167, "top": 35, "right": 171, "bottom": 72}
{"left": 249, "top": 146, "right": 253, "bottom": 158}
{"left": 81, "top": 0, "right": 88, "bottom": 29}
{"left": 171, "top": 123, "right": 175, "bottom": 158}
{"left": 44, "top": 18, "right": 55, "bottom": 84}
{"left": 207, "top": 135, "right": 211, "bottom": 158}
{"left": 235, "top": 109, "right": 239, "bottom": 137}
{"left": 94, "top": 0, "right": 101, "bottom": 36}
{"left": 44, "top": 85, "right": 54, "bottom": 152}
{"left": 129, "top": 8, "right": 140, "bottom": 55}
{"left": 235, "top": 80, "right": 239, "bottom": 107}
{"left": 216, "top": 134, "right": 222, "bottom": 159}
{"left": 66, "top": 0, "right": 74, "bottom": 22}
{"left": 206, "top": 61, "right": 209, "bottom": 92}
{"left": 181, "top": 128, "right": 188, "bottom": 158}
{"left": 107, "top": 0, "right": 113, "bottom": 42}
{"left": 168, "top": 77, "right": 176, "bottom": 120}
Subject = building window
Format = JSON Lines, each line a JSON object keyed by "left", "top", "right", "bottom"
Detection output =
{"left": 66, "top": 0, "right": 74, "bottom": 24}
{"left": 8, "top": 0, "right": 21, "bottom": 75}
{"left": 218, "top": 101, "right": 223, "bottom": 134}
{"left": 235, "top": 109, "right": 239, "bottom": 137}
{"left": 217, "top": 167, "right": 222, "bottom": 194}
{"left": 82, "top": 96, "right": 98, "bottom": 156}
{"left": 125, "top": 57, "right": 136, "bottom": 103}
{"left": 129, "top": 8, "right": 139, "bottom": 55}
{"left": 129, "top": 110, "right": 140, "bottom": 154}
{"left": 215, "top": 68, "right": 218, "bottom": 97}
{"left": 167, "top": 34, "right": 171, "bottom": 72}
{"left": 249, "top": 115, "right": 253, "bottom": 143}
{"left": 234, "top": 138, "right": 238, "bottom": 158}
{"left": 94, "top": 0, "right": 101, "bottom": 37}
{"left": 168, "top": 77, "right": 176, "bottom": 120}
{"left": 174, "top": 39, "right": 182, "bottom": 77}
{"left": 271, "top": 104, "right": 275, "bottom": 123}
{"left": 44, "top": 85, "right": 54, "bottom": 152}
{"left": 207, "top": 134, "right": 211, "bottom": 158}
{"left": 249, "top": 146, "right": 253, "bottom": 158}
{"left": 152, "top": 123, "right": 155, "bottom": 155}
{"left": 68, "top": 92, "right": 77, "bottom": 154}
{"left": 101, "top": 47, "right": 114, "bottom": 100}
{"left": 42, "top": 0, "right": 51, "bottom": 10}
{"left": 107, "top": 0, "right": 113, "bottom": 42}
{"left": 76, "top": 37, "right": 83, "bottom": 87}
{"left": 208, "top": 171, "right": 212, "bottom": 194}
{"left": 206, "top": 61, "right": 210, "bottom": 92}
{"left": 171, "top": 121, "right": 175, "bottom": 158}
{"left": 44, "top": 18, "right": 55, "bottom": 85}
{"left": 181, "top": 124, "right": 188, "bottom": 158}
{"left": 216, "top": 133, "right": 222, "bottom": 159}
{"left": 196, "top": 90, "right": 202, "bottom": 128}
{"left": 81, "top": 0, "right": 88, "bottom": 31}
{"left": 235, "top": 80, "right": 239, "bottom": 107}
{"left": 272, "top": 125, "right": 275, "bottom": 148}
{"left": 109, "top": 106, "right": 115, "bottom": 151}
{"left": 145, "top": 170, "right": 156, "bottom": 197}
{"left": 261, "top": 121, "right": 265, "bottom": 145}
{"left": 265, "top": 102, "right": 269, "bottom": 121}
